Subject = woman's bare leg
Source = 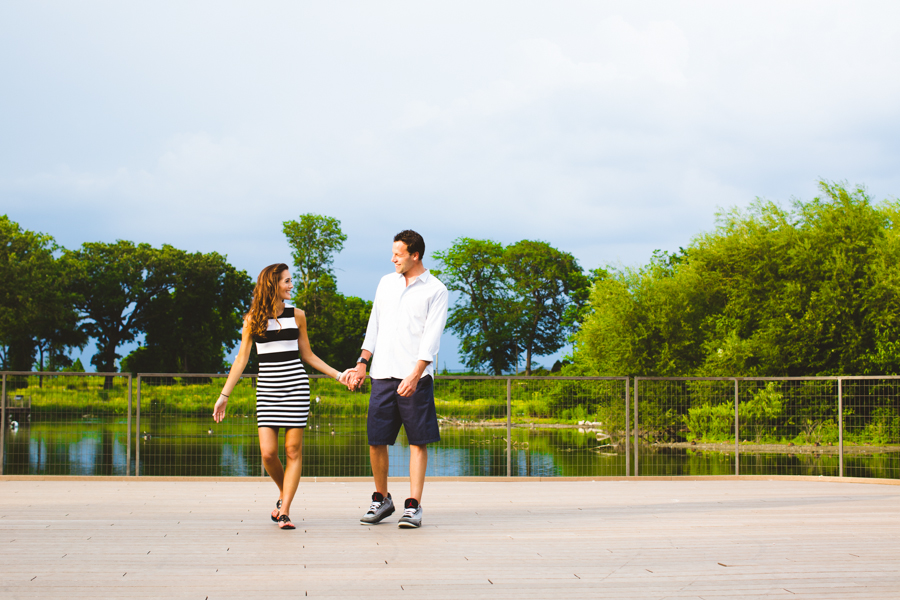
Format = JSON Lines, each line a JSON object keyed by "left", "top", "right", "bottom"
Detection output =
{"left": 279, "top": 428, "right": 304, "bottom": 517}
{"left": 259, "top": 427, "right": 284, "bottom": 506}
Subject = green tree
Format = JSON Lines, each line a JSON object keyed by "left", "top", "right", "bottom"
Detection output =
{"left": 282, "top": 215, "right": 347, "bottom": 316}
{"left": 433, "top": 238, "right": 517, "bottom": 374}
{"left": 571, "top": 252, "right": 716, "bottom": 376}
{"left": 0, "top": 216, "right": 85, "bottom": 371}
{"left": 572, "top": 180, "right": 900, "bottom": 377}
{"left": 62, "top": 241, "right": 181, "bottom": 384}
{"left": 505, "top": 240, "right": 590, "bottom": 375}
{"left": 434, "top": 238, "right": 589, "bottom": 375}
{"left": 121, "top": 251, "right": 253, "bottom": 374}
{"left": 282, "top": 214, "right": 371, "bottom": 368}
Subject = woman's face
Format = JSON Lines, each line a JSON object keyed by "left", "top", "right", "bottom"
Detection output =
{"left": 278, "top": 270, "right": 293, "bottom": 300}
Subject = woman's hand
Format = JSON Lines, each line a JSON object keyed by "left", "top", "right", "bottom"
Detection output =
{"left": 213, "top": 395, "right": 228, "bottom": 422}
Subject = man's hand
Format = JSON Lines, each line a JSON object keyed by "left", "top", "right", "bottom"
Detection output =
{"left": 351, "top": 363, "right": 367, "bottom": 391}
{"left": 338, "top": 369, "right": 355, "bottom": 389}
{"left": 397, "top": 372, "right": 421, "bottom": 397}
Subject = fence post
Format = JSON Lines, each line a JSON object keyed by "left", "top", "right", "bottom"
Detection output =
{"left": 625, "top": 377, "right": 631, "bottom": 477}
{"left": 734, "top": 379, "right": 740, "bottom": 476}
{"left": 0, "top": 374, "right": 6, "bottom": 476}
{"left": 634, "top": 378, "right": 639, "bottom": 476}
{"left": 127, "top": 375, "right": 132, "bottom": 477}
{"left": 135, "top": 375, "right": 141, "bottom": 477}
{"left": 838, "top": 377, "right": 844, "bottom": 477}
{"left": 506, "top": 378, "right": 512, "bottom": 478}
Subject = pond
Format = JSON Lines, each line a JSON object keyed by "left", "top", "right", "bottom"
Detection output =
{"left": 2, "top": 416, "right": 898, "bottom": 479}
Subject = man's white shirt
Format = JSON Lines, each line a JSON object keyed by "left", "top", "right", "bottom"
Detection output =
{"left": 362, "top": 270, "right": 449, "bottom": 380}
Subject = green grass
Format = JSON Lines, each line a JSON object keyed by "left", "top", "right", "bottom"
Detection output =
{"left": 9, "top": 375, "right": 900, "bottom": 448}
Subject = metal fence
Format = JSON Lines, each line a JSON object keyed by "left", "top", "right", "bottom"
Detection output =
{"left": 633, "top": 376, "right": 900, "bottom": 479}
{"left": 2, "top": 372, "right": 898, "bottom": 479}
{"left": 0, "top": 372, "right": 133, "bottom": 476}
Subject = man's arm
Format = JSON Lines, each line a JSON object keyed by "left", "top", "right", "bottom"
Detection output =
{"left": 397, "top": 359, "right": 431, "bottom": 397}
{"left": 416, "top": 286, "right": 449, "bottom": 364}
{"left": 398, "top": 286, "right": 449, "bottom": 397}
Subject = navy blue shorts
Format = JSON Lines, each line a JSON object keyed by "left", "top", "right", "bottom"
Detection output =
{"left": 367, "top": 376, "right": 440, "bottom": 446}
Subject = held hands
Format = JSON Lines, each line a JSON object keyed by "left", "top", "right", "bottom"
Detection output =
{"left": 338, "top": 368, "right": 364, "bottom": 390}
{"left": 345, "top": 363, "right": 367, "bottom": 391}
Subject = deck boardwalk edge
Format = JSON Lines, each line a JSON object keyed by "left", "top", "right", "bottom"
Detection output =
{"left": 0, "top": 474, "right": 898, "bottom": 485}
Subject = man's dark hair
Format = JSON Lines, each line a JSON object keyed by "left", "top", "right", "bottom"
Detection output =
{"left": 394, "top": 229, "right": 425, "bottom": 260}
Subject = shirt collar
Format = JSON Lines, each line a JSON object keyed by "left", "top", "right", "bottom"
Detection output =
{"left": 394, "top": 269, "right": 431, "bottom": 285}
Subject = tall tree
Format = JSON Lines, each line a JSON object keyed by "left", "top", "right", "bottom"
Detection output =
{"left": 282, "top": 214, "right": 371, "bottom": 368}
{"left": 0, "top": 216, "right": 84, "bottom": 371}
{"left": 504, "top": 240, "right": 589, "bottom": 375}
{"left": 121, "top": 251, "right": 253, "bottom": 374}
{"left": 61, "top": 241, "right": 181, "bottom": 384}
{"left": 433, "top": 238, "right": 517, "bottom": 374}
{"left": 572, "top": 180, "right": 900, "bottom": 377}
{"left": 282, "top": 215, "right": 347, "bottom": 316}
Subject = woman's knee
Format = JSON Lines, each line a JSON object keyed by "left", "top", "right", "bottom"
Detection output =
{"left": 284, "top": 443, "right": 302, "bottom": 461}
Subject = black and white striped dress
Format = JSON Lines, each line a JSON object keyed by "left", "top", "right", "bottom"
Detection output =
{"left": 252, "top": 305, "right": 310, "bottom": 428}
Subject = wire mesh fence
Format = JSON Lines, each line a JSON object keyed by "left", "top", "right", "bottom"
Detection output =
{"left": 736, "top": 379, "right": 840, "bottom": 477}
{"left": 506, "top": 377, "right": 630, "bottom": 477}
{"left": 136, "top": 374, "right": 258, "bottom": 477}
{"left": 632, "top": 377, "right": 898, "bottom": 479}
{"left": 841, "top": 377, "right": 900, "bottom": 479}
{"left": 634, "top": 378, "right": 737, "bottom": 476}
{"left": 0, "top": 372, "right": 132, "bottom": 476}
{"left": 3, "top": 372, "right": 898, "bottom": 479}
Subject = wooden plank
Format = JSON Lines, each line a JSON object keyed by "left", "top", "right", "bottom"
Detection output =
{"left": 1, "top": 480, "right": 899, "bottom": 599}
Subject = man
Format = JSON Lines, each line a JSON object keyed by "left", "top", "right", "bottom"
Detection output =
{"left": 351, "top": 229, "right": 448, "bottom": 528}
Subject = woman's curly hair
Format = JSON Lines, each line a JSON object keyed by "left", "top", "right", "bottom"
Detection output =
{"left": 247, "top": 263, "right": 289, "bottom": 338}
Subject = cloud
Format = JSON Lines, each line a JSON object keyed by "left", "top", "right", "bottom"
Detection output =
{"left": 3, "top": 1, "right": 900, "bottom": 368}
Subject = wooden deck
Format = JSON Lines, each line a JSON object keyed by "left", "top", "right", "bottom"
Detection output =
{"left": 1, "top": 477, "right": 899, "bottom": 599}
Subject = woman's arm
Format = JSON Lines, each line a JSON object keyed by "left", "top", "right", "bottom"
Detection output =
{"left": 295, "top": 309, "right": 349, "bottom": 382}
{"left": 213, "top": 318, "right": 253, "bottom": 423}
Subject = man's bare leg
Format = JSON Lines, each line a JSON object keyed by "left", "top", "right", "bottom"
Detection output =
{"left": 370, "top": 444, "right": 389, "bottom": 497}
{"left": 409, "top": 444, "right": 427, "bottom": 502}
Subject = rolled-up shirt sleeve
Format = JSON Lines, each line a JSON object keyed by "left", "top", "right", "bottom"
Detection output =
{"left": 417, "top": 286, "right": 448, "bottom": 363}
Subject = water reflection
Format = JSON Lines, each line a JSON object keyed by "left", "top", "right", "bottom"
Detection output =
{"left": 3, "top": 417, "right": 898, "bottom": 479}
{"left": 9, "top": 426, "right": 131, "bottom": 475}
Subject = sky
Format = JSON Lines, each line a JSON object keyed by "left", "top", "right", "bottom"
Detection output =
{"left": 3, "top": 1, "right": 900, "bottom": 371}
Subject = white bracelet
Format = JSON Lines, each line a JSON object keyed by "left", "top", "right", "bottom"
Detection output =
{"left": 335, "top": 369, "right": 347, "bottom": 381}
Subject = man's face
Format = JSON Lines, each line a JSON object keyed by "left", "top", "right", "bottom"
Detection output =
{"left": 392, "top": 241, "right": 418, "bottom": 274}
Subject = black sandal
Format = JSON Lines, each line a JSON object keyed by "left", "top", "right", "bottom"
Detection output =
{"left": 271, "top": 499, "right": 283, "bottom": 522}
{"left": 277, "top": 514, "right": 295, "bottom": 530}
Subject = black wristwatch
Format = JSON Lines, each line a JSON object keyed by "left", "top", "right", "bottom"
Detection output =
{"left": 356, "top": 356, "right": 369, "bottom": 366}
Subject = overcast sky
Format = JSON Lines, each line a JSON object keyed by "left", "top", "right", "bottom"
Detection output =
{"left": 3, "top": 2, "right": 900, "bottom": 371}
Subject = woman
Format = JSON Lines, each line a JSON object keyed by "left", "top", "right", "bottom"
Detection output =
{"left": 213, "top": 263, "right": 352, "bottom": 530}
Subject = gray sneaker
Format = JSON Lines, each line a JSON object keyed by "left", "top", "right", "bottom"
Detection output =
{"left": 398, "top": 498, "right": 422, "bottom": 528}
{"left": 360, "top": 492, "right": 394, "bottom": 524}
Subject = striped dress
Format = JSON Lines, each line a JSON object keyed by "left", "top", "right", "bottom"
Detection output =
{"left": 252, "top": 305, "right": 310, "bottom": 428}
